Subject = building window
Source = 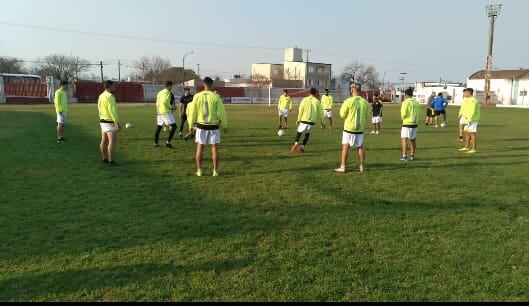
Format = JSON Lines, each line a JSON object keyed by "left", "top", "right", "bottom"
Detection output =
{"left": 309, "top": 66, "right": 315, "bottom": 73}
{"left": 521, "top": 90, "right": 528, "bottom": 97}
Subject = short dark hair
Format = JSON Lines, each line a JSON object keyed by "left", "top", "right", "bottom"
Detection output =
{"left": 166, "top": 81, "right": 174, "bottom": 87}
{"left": 203, "top": 77, "right": 214, "bottom": 86}
{"left": 60, "top": 80, "right": 69, "bottom": 86}
{"left": 405, "top": 88, "right": 414, "bottom": 97}
{"left": 309, "top": 88, "right": 318, "bottom": 96}
{"left": 284, "top": 89, "right": 288, "bottom": 93}
{"left": 325, "top": 89, "right": 329, "bottom": 92}
{"left": 104, "top": 80, "right": 114, "bottom": 89}
{"left": 184, "top": 87, "right": 190, "bottom": 91}
{"left": 438, "top": 93, "right": 444, "bottom": 97}
{"left": 464, "top": 88, "right": 474, "bottom": 95}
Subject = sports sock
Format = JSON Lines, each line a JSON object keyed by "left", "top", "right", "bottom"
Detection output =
{"left": 168, "top": 124, "right": 177, "bottom": 142}
{"left": 295, "top": 132, "right": 302, "bottom": 143}
{"left": 154, "top": 125, "right": 163, "bottom": 144}
{"left": 303, "top": 133, "right": 311, "bottom": 146}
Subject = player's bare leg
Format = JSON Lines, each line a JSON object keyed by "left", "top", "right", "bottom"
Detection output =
{"left": 107, "top": 131, "right": 117, "bottom": 162}
{"left": 196, "top": 144, "right": 205, "bottom": 174}
{"left": 336, "top": 145, "right": 349, "bottom": 173}
{"left": 57, "top": 123, "right": 64, "bottom": 139}
{"left": 358, "top": 146, "right": 366, "bottom": 171}
{"left": 100, "top": 132, "right": 109, "bottom": 161}
{"left": 410, "top": 139, "right": 417, "bottom": 159}
{"left": 212, "top": 144, "right": 220, "bottom": 174}
{"left": 401, "top": 138, "right": 409, "bottom": 158}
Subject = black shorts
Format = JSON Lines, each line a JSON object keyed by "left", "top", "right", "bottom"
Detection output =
{"left": 181, "top": 114, "right": 188, "bottom": 121}
{"left": 435, "top": 110, "right": 446, "bottom": 116}
{"left": 427, "top": 109, "right": 434, "bottom": 117}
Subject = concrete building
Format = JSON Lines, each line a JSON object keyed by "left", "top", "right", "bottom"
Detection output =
{"left": 467, "top": 69, "right": 529, "bottom": 106}
{"left": 251, "top": 48, "right": 332, "bottom": 90}
{"left": 414, "top": 81, "right": 467, "bottom": 105}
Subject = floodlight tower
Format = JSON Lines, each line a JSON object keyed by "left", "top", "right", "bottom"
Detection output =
{"left": 484, "top": 4, "right": 503, "bottom": 104}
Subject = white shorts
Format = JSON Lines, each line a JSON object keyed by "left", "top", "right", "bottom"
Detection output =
{"left": 157, "top": 113, "right": 176, "bottom": 126}
{"left": 460, "top": 117, "right": 468, "bottom": 126}
{"left": 372, "top": 116, "right": 383, "bottom": 124}
{"left": 297, "top": 123, "right": 315, "bottom": 134}
{"left": 342, "top": 132, "right": 364, "bottom": 148}
{"left": 401, "top": 127, "right": 418, "bottom": 140}
{"left": 57, "top": 113, "right": 67, "bottom": 124}
{"left": 279, "top": 109, "right": 289, "bottom": 118}
{"left": 464, "top": 121, "right": 479, "bottom": 133}
{"left": 324, "top": 110, "right": 333, "bottom": 118}
{"left": 196, "top": 128, "right": 221, "bottom": 145}
{"left": 100, "top": 123, "right": 118, "bottom": 133}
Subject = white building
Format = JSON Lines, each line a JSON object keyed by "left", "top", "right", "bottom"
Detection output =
{"left": 414, "top": 82, "right": 467, "bottom": 105}
{"left": 467, "top": 69, "right": 529, "bottom": 106}
{"left": 251, "top": 48, "right": 332, "bottom": 90}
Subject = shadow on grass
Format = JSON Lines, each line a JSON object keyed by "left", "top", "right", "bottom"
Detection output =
{"left": 0, "top": 259, "right": 251, "bottom": 301}
{"left": 0, "top": 111, "right": 287, "bottom": 262}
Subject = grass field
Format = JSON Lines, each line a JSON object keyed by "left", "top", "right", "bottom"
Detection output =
{"left": 1, "top": 103, "right": 529, "bottom": 301}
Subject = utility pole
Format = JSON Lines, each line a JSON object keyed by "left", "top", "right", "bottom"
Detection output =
{"left": 400, "top": 72, "right": 408, "bottom": 102}
{"left": 118, "top": 60, "right": 121, "bottom": 82}
{"left": 100, "top": 61, "right": 104, "bottom": 83}
{"left": 304, "top": 49, "right": 311, "bottom": 63}
{"left": 197, "top": 64, "right": 200, "bottom": 78}
{"left": 182, "top": 51, "right": 194, "bottom": 89}
{"left": 484, "top": 4, "right": 503, "bottom": 105}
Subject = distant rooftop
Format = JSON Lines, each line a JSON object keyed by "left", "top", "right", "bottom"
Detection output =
{"left": 469, "top": 69, "right": 529, "bottom": 80}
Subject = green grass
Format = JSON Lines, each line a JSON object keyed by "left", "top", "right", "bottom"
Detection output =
{"left": 1, "top": 103, "right": 529, "bottom": 302}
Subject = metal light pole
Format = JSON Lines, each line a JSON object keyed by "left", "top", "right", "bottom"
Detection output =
{"left": 182, "top": 51, "right": 194, "bottom": 88}
{"left": 400, "top": 72, "right": 408, "bottom": 101}
{"left": 484, "top": 4, "right": 503, "bottom": 104}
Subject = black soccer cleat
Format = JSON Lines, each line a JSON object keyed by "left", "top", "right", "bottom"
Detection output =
{"left": 103, "top": 159, "right": 109, "bottom": 164}
{"left": 108, "top": 161, "right": 118, "bottom": 166}
{"left": 165, "top": 142, "right": 173, "bottom": 149}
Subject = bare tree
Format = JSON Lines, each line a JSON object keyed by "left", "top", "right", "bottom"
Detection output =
{"left": 133, "top": 56, "right": 171, "bottom": 83}
{"left": 251, "top": 73, "right": 271, "bottom": 88}
{"left": 341, "top": 61, "right": 381, "bottom": 89}
{"left": 0, "top": 57, "right": 26, "bottom": 74}
{"left": 33, "top": 54, "right": 91, "bottom": 81}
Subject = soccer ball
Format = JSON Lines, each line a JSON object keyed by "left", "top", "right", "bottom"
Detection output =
{"left": 277, "top": 130, "right": 286, "bottom": 137}
{"left": 125, "top": 123, "right": 133, "bottom": 129}
{"left": 440, "top": 122, "right": 447, "bottom": 128}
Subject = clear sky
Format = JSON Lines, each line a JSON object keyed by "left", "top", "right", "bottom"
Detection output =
{"left": 0, "top": 0, "right": 526, "bottom": 84}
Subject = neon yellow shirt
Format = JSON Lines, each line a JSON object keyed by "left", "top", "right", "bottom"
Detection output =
{"left": 156, "top": 88, "right": 173, "bottom": 115}
{"left": 98, "top": 90, "right": 119, "bottom": 123}
{"left": 401, "top": 98, "right": 421, "bottom": 126}
{"left": 278, "top": 95, "right": 293, "bottom": 110}
{"left": 321, "top": 94, "right": 334, "bottom": 110}
{"left": 54, "top": 88, "right": 68, "bottom": 114}
{"left": 297, "top": 96, "right": 323, "bottom": 123}
{"left": 459, "top": 97, "right": 481, "bottom": 122}
{"left": 187, "top": 90, "right": 228, "bottom": 128}
{"left": 340, "top": 96, "right": 370, "bottom": 133}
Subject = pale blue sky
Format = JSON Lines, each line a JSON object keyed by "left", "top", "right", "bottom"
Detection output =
{"left": 0, "top": 0, "right": 526, "bottom": 84}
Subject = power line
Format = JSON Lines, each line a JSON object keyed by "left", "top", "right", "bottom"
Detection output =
{"left": 0, "top": 21, "right": 283, "bottom": 51}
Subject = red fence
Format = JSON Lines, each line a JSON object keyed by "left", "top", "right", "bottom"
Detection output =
{"left": 75, "top": 81, "right": 145, "bottom": 102}
{"left": 4, "top": 80, "right": 47, "bottom": 98}
{"left": 196, "top": 86, "right": 245, "bottom": 98}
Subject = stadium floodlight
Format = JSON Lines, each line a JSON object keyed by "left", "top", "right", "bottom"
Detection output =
{"left": 484, "top": 4, "right": 503, "bottom": 104}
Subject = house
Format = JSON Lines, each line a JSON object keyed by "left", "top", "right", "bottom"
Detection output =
{"left": 414, "top": 81, "right": 467, "bottom": 105}
{"left": 251, "top": 48, "right": 332, "bottom": 90}
{"left": 467, "top": 69, "right": 529, "bottom": 106}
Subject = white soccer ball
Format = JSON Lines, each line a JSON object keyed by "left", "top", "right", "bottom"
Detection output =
{"left": 125, "top": 123, "right": 133, "bottom": 129}
{"left": 277, "top": 130, "right": 286, "bottom": 137}
{"left": 440, "top": 122, "right": 447, "bottom": 128}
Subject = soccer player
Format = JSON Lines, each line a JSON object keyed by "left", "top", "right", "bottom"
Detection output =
{"left": 278, "top": 89, "right": 293, "bottom": 130}
{"left": 321, "top": 89, "right": 334, "bottom": 129}
{"left": 154, "top": 81, "right": 178, "bottom": 148}
{"left": 432, "top": 93, "right": 448, "bottom": 127}
{"left": 98, "top": 80, "right": 120, "bottom": 166}
{"left": 187, "top": 77, "right": 228, "bottom": 177}
{"left": 400, "top": 88, "right": 421, "bottom": 162}
{"left": 289, "top": 88, "right": 323, "bottom": 154}
{"left": 179, "top": 87, "right": 194, "bottom": 137}
{"left": 371, "top": 94, "right": 383, "bottom": 135}
{"left": 54, "top": 80, "right": 69, "bottom": 143}
{"left": 335, "top": 84, "right": 370, "bottom": 173}
{"left": 425, "top": 92, "right": 436, "bottom": 126}
{"left": 458, "top": 88, "right": 481, "bottom": 154}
